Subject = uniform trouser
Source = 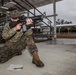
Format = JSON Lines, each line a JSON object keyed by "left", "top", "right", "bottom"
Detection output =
{"left": 0, "top": 34, "right": 38, "bottom": 63}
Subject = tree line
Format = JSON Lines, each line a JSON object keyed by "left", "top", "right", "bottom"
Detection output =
{"left": 56, "top": 18, "right": 72, "bottom": 25}
{"left": 56, "top": 18, "right": 76, "bottom": 33}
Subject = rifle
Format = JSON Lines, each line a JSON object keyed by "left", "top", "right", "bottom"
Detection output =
{"left": 18, "top": 15, "right": 43, "bottom": 32}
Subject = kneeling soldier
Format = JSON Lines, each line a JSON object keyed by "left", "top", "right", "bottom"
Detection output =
{"left": 0, "top": 9, "right": 44, "bottom": 67}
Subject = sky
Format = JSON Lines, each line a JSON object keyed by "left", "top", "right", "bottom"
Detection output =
{"left": 35, "top": 0, "right": 76, "bottom": 24}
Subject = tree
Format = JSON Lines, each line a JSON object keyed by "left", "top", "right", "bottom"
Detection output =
{"left": 56, "top": 18, "right": 61, "bottom": 25}
{"left": 56, "top": 18, "right": 73, "bottom": 25}
{"left": 61, "top": 19, "right": 64, "bottom": 24}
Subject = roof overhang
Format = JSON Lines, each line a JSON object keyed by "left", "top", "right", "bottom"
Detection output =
{"left": 56, "top": 24, "right": 76, "bottom": 27}
{"left": 0, "top": 0, "right": 62, "bottom": 11}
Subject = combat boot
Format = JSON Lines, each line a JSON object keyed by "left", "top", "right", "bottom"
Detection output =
{"left": 32, "top": 51, "right": 44, "bottom": 67}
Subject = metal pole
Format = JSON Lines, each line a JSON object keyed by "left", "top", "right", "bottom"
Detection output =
{"left": 50, "top": 22, "right": 51, "bottom": 35}
{"left": 6, "top": 11, "right": 9, "bottom": 22}
{"left": 53, "top": 0, "right": 57, "bottom": 43}
{"left": 33, "top": 8, "right": 36, "bottom": 34}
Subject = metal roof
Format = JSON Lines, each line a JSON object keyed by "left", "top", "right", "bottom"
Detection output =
{"left": 0, "top": 0, "right": 62, "bottom": 11}
{"left": 56, "top": 24, "right": 76, "bottom": 27}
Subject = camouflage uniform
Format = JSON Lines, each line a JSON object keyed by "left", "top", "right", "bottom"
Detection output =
{"left": 0, "top": 22, "right": 38, "bottom": 63}
{"left": 0, "top": 9, "right": 44, "bottom": 67}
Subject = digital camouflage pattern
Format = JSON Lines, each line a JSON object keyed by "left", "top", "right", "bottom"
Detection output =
{"left": 10, "top": 10, "right": 20, "bottom": 18}
{"left": 0, "top": 22, "right": 38, "bottom": 63}
{"left": 2, "top": 22, "right": 23, "bottom": 43}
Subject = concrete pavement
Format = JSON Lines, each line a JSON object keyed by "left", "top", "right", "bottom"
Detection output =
{"left": 0, "top": 41, "right": 76, "bottom": 75}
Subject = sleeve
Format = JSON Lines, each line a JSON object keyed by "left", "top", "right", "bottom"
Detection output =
{"left": 2, "top": 23, "right": 17, "bottom": 40}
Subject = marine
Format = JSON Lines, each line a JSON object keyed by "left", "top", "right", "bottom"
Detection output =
{"left": 0, "top": 8, "right": 44, "bottom": 67}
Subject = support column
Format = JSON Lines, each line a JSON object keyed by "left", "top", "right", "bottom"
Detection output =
{"left": 53, "top": 0, "right": 57, "bottom": 43}
{"left": 33, "top": 8, "right": 36, "bottom": 34}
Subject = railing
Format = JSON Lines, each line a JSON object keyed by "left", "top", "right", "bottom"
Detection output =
{"left": 0, "top": 0, "right": 53, "bottom": 41}
{"left": 12, "top": 0, "right": 52, "bottom": 32}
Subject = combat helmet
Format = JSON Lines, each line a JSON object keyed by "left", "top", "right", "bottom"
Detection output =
{"left": 9, "top": 8, "right": 20, "bottom": 18}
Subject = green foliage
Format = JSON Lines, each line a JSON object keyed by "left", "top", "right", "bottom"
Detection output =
{"left": 56, "top": 18, "right": 73, "bottom": 25}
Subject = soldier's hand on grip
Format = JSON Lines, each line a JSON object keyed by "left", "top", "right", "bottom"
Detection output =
{"left": 14, "top": 23, "right": 22, "bottom": 31}
{"left": 26, "top": 18, "right": 33, "bottom": 25}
